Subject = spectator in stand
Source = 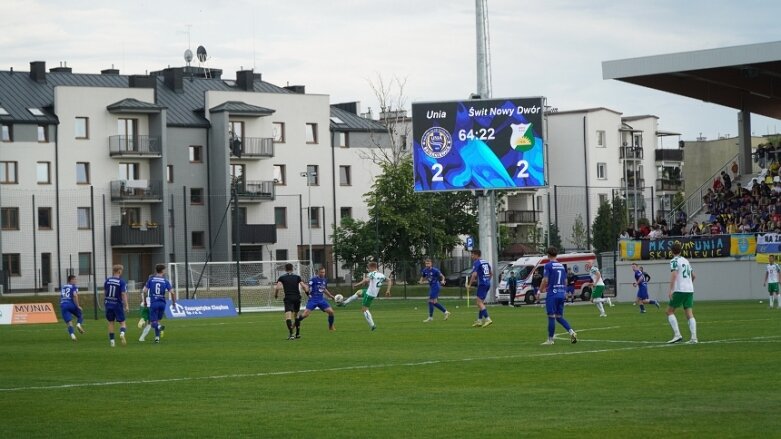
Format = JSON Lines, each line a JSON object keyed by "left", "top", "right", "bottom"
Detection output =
{"left": 619, "top": 229, "right": 631, "bottom": 239}
{"left": 639, "top": 223, "right": 651, "bottom": 238}
{"left": 670, "top": 221, "right": 685, "bottom": 237}
{"left": 770, "top": 160, "right": 780, "bottom": 179}
{"left": 701, "top": 222, "right": 712, "bottom": 236}
{"left": 688, "top": 221, "right": 702, "bottom": 236}
{"left": 768, "top": 142, "right": 777, "bottom": 163}
{"left": 726, "top": 218, "right": 738, "bottom": 234}
{"left": 648, "top": 224, "right": 663, "bottom": 240}
{"left": 731, "top": 161, "right": 740, "bottom": 180}
{"left": 757, "top": 144, "right": 767, "bottom": 168}
{"left": 739, "top": 217, "right": 753, "bottom": 233}
{"left": 709, "top": 221, "right": 722, "bottom": 235}
{"left": 721, "top": 171, "right": 732, "bottom": 192}
{"left": 712, "top": 176, "right": 724, "bottom": 193}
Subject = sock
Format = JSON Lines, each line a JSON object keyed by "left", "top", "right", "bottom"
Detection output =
{"left": 363, "top": 310, "right": 375, "bottom": 328}
{"left": 596, "top": 302, "right": 605, "bottom": 314}
{"left": 434, "top": 303, "right": 447, "bottom": 313}
{"left": 428, "top": 303, "right": 434, "bottom": 317}
{"left": 649, "top": 300, "right": 658, "bottom": 306}
{"left": 688, "top": 317, "right": 697, "bottom": 340}
{"left": 77, "top": 317, "right": 83, "bottom": 325}
{"left": 140, "top": 324, "right": 152, "bottom": 339}
{"left": 556, "top": 317, "right": 572, "bottom": 332}
{"left": 771, "top": 296, "right": 776, "bottom": 307}
{"left": 328, "top": 314, "right": 334, "bottom": 328}
{"left": 294, "top": 318, "right": 301, "bottom": 335}
{"left": 152, "top": 321, "right": 160, "bottom": 337}
{"left": 668, "top": 314, "right": 681, "bottom": 338}
{"left": 548, "top": 317, "right": 556, "bottom": 338}
{"left": 109, "top": 332, "right": 115, "bottom": 341}
{"left": 593, "top": 298, "right": 604, "bottom": 303}
{"left": 639, "top": 304, "right": 646, "bottom": 312}
{"left": 777, "top": 295, "right": 781, "bottom": 308}
{"left": 286, "top": 319, "right": 293, "bottom": 334}
{"left": 480, "top": 308, "right": 489, "bottom": 319}
{"left": 476, "top": 310, "right": 482, "bottom": 321}
{"left": 67, "top": 326, "right": 74, "bottom": 335}
{"left": 343, "top": 293, "right": 359, "bottom": 305}
{"left": 120, "top": 327, "right": 126, "bottom": 337}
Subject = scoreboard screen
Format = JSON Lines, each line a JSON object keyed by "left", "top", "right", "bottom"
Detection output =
{"left": 411, "top": 97, "right": 546, "bottom": 192}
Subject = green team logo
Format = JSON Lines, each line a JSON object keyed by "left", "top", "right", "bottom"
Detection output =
{"left": 509, "top": 123, "right": 535, "bottom": 152}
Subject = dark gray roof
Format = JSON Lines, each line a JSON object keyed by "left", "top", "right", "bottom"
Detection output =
{"left": 107, "top": 98, "right": 165, "bottom": 114}
{"left": 209, "top": 101, "right": 275, "bottom": 116}
{"left": 330, "top": 106, "right": 387, "bottom": 132}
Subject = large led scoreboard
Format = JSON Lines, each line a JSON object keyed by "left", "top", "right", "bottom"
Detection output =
{"left": 411, "top": 97, "right": 546, "bottom": 192}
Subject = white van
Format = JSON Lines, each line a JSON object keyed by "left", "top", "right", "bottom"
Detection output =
{"left": 497, "top": 252, "right": 597, "bottom": 305}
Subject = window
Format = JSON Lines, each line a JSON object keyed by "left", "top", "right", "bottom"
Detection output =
{"left": 2, "top": 254, "right": 20, "bottom": 276}
{"left": 78, "top": 252, "right": 92, "bottom": 276}
{"left": 118, "top": 162, "right": 140, "bottom": 181}
{"left": 306, "top": 123, "right": 318, "bottom": 144}
{"left": 596, "top": 130, "right": 606, "bottom": 147}
{"left": 76, "top": 162, "right": 90, "bottom": 184}
{"left": 36, "top": 162, "right": 50, "bottom": 184}
{"left": 306, "top": 165, "right": 319, "bottom": 185}
{"left": 1, "top": 207, "right": 19, "bottom": 230}
{"left": 189, "top": 145, "right": 202, "bottom": 163}
{"left": 598, "top": 193, "right": 608, "bottom": 205}
{"left": 190, "top": 188, "right": 203, "bottom": 205}
{"left": 273, "top": 164, "right": 286, "bottom": 185}
{"left": 229, "top": 121, "right": 244, "bottom": 142}
{"left": 75, "top": 117, "right": 89, "bottom": 139}
{"left": 37, "top": 125, "right": 48, "bottom": 142}
{"left": 117, "top": 118, "right": 137, "bottom": 150}
{"left": 166, "top": 165, "right": 174, "bottom": 183}
{"left": 340, "top": 207, "right": 352, "bottom": 221}
{"left": 0, "top": 161, "right": 17, "bottom": 183}
{"left": 338, "top": 132, "right": 349, "bottom": 148}
{"left": 339, "top": 165, "right": 351, "bottom": 186}
{"left": 77, "top": 207, "right": 91, "bottom": 229}
{"left": 596, "top": 162, "right": 607, "bottom": 180}
{"left": 230, "top": 164, "right": 244, "bottom": 188}
{"left": 121, "top": 207, "right": 140, "bottom": 226}
{"left": 273, "top": 122, "right": 285, "bottom": 143}
{"left": 191, "top": 231, "right": 205, "bottom": 249}
{"left": 633, "top": 134, "right": 642, "bottom": 148}
{"left": 28, "top": 108, "right": 44, "bottom": 116}
{"left": 38, "top": 207, "right": 52, "bottom": 230}
{"left": 1, "top": 124, "right": 11, "bottom": 142}
{"left": 275, "top": 207, "right": 287, "bottom": 228}
{"left": 309, "top": 207, "right": 321, "bottom": 228}
{"left": 275, "top": 249, "right": 288, "bottom": 260}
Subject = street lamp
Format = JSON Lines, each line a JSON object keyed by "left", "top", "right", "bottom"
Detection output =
{"left": 300, "top": 170, "right": 316, "bottom": 268}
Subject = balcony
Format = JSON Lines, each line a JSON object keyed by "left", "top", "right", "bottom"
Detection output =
{"left": 232, "top": 224, "right": 277, "bottom": 244}
{"left": 497, "top": 210, "right": 540, "bottom": 224}
{"left": 110, "top": 180, "right": 163, "bottom": 203}
{"left": 656, "top": 178, "right": 685, "bottom": 192}
{"left": 108, "top": 135, "right": 162, "bottom": 157}
{"left": 110, "top": 224, "right": 163, "bottom": 247}
{"left": 655, "top": 149, "right": 683, "bottom": 162}
{"left": 620, "top": 177, "right": 645, "bottom": 189}
{"left": 236, "top": 180, "right": 275, "bottom": 202}
{"left": 619, "top": 145, "right": 643, "bottom": 160}
{"left": 232, "top": 137, "right": 274, "bottom": 159}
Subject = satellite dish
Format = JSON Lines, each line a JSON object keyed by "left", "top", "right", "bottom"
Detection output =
{"left": 196, "top": 46, "right": 207, "bottom": 63}
{"left": 184, "top": 49, "right": 193, "bottom": 64}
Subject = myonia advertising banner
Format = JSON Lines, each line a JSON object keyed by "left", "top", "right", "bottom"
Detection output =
{"left": 620, "top": 234, "right": 756, "bottom": 260}
{"left": 411, "top": 97, "right": 546, "bottom": 191}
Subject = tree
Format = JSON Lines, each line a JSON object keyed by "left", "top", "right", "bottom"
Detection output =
{"left": 365, "top": 74, "right": 410, "bottom": 166}
{"left": 548, "top": 223, "right": 563, "bottom": 252}
{"left": 592, "top": 196, "right": 629, "bottom": 254}
{"left": 331, "top": 217, "right": 377, "bottom": 280}
{"left": 569, "top": 214, "right": 588, "bottom": 250}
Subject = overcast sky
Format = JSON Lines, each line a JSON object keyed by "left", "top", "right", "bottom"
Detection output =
{"left": 3, "top": 0, "right": 779, "bottom": 141}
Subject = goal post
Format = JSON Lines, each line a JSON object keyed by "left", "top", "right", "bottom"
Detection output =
{"left": 167, "top": 260, "right": 312, "bottom": 313}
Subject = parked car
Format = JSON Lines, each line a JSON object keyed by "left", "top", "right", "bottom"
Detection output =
{"left": 444, "top": 268, "right": 472, "bottom": 287}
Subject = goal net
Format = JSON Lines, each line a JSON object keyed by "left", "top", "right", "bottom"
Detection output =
{"left": 167, "top": 260, "right": 312, "bottom": 313}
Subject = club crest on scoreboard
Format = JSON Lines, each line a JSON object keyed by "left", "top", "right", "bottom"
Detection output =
{"left": 421, "top": 126, "right": 453, "bottom": 159}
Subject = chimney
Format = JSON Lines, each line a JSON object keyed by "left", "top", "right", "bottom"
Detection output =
{"left": 333, "top": 102, "right": 359, "bottom": 114}
{"left": 129, "top": 75, "right": 156, "bottom": 88}
{"left": 101, "top": 68, "right": 120, "bottom": 75}
{"left": 163, "top": 67, "right": 184, "bottom": 93}
{"left": 284, "top": 85, "right": 305, "bottom": 94}
{"left": 29, "top": 61, "right": 46, "bottom": 82}
{"left": 236, "top": 69, "right": 255, "bottom": 91}
{"left": 49, "top": 65, "right": 72, "bottom": 73}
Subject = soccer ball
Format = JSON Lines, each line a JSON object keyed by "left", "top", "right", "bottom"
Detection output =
{"left": 137, "top": 318, "right": 146, "bottom": 329}
{"left": 334, "top": 294, "right": 344, "bottom": 303}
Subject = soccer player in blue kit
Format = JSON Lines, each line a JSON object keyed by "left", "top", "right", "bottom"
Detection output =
{"left": 539, "top": 247, "right": 577, "bottom": 345}
{"left": 104, "top": 264, "right": 129, "bottom": 347}
{"left": 631, "top": 263, "right": 660, "bottom": 312}
{"left": 296, "top": 267, "right": 336, "bottom": 333}
{"left": 420, "top": 258, "right": 450, "bottom": 322}
{"left": 142, "top": 264, "right": 177, "bottom": 344}
{"left": 59, "top": 275, "right": 85, "bottom": 341}
{"left": 466, "top": 249, "right": 493, "bottom": 327}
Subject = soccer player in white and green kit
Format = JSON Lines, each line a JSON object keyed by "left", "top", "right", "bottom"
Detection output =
{"left": 666, "top": 243, "right": 697, "bottom": 344}
{"left": 342, "top": 261, "right": 392, "bottom": 330}
{"left": 763, "top": 254, "right": 781, "bottom": 309}
{"left": 588, "top": 264, "right": 613, "bottom": 317}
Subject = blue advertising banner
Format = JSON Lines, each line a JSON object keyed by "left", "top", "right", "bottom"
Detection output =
{"left": 411, "top": 97, "right": 546, "bottom": 191}
{"left": 164, "top": 298, "right": 238, "bottom": 319}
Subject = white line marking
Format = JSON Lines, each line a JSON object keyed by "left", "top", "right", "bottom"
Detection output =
{"left": 2, "top": 335, "right": 778, "bottom": 393}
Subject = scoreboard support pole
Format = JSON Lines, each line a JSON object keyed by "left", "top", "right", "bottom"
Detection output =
{"left": 477, "top": 191, "right": 499, "bottom": 303}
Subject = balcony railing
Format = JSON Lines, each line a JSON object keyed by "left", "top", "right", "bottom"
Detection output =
{"left": 236, "top": 180, "right": 275, "bottom": 202}
{"left": 110, "top": 224, "right": 163, "bottom": 247}
{"left": 620, "top": 177, "right": 645, "bottom": 189}
{"left": 110, "top": 180, "right": 163, "bottom": 202}
{"left": 233, "top": 137, "right": 274, "bottom": 159}
{"left": 656, "top": 178, "right": 685, "bottom": 192}
{"left": 232, "top": 224, "right": 277, "bottom": 244}
{"left": 654, "top": 149, "right": 683, "bottom": 162}
{"left": 497, "top": 210, "right": 540, "bottom": 224}
{"left": 619, "top": 145, "right": 644, "bottom": 160}
{"left": 109, "top": 135, "right": 162, "bottom": 157}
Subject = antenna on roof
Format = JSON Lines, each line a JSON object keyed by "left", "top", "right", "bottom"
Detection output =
{"left": 196, "top": 45, "right": 211, "bottom": 79}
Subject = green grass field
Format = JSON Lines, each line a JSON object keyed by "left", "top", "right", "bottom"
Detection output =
{"left": 1, "top": 298, "right": 779, "bottom": 438}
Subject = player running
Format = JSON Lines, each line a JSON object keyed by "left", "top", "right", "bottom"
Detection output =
{"left": 420, "top": 258, "right": 450, "bottom": 322}
{"left": 296, "top": 267, "right": 336, "bottom": 333}
{"left": 666, "top": 242, "right": 698, "bottom": 344}
{"left": 587, "top": 263, "right": 613, "bottom": 317}
{"left": 59, "top": 275, "right": 85, "bottom": 341}
{"left": 342, "top": 261, "right": 392, "bottom": 330}
{"left": 141, "top": 264, "right": 177, "bottom": 344}
{"left": 104, "top": 264, "right": 129, "bottom": 347}
{"left": 540, "top": 247, "right": 577, "bottom": 345}
{"left": 466, "top": 249, "right": 492, "bottom": 327}
{"left": 763, "top": 254, "right": 781, "bottom": 309}
{"left": 632, "top": 263, "right": 660, "bottom": 312}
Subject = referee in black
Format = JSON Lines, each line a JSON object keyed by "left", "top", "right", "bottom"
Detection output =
{"left": 274, "top": 263, "right": 309, "bottom": 340}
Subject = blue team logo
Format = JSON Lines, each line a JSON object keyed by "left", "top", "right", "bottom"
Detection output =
{"left": 738, "top": 237, "right": 749, "bottom": 253}
{"left": 421, "top": 126, "right": 452, "bottom": 158}
{"left": 572, "top": 266, "right": 579, "bottom": 273}
{"left": 626, "top": 242, "right": 636, "bottom": 258}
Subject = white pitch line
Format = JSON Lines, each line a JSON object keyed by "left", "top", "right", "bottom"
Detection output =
{"left": 2, "top": 335, "right": 778, "bottom": 393}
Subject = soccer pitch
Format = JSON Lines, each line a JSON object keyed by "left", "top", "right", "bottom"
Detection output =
{"left": 1, "top": 300, "right": 779, "bottom": 438}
